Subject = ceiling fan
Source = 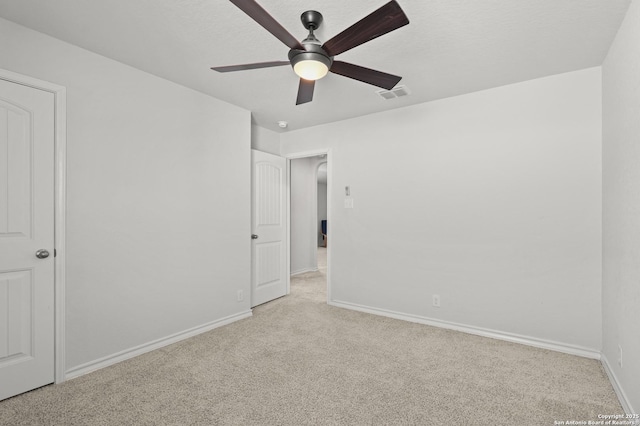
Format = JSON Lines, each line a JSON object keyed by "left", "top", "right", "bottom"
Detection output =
{"left": 212, "top": 0, "right": 410, "bottom": 105}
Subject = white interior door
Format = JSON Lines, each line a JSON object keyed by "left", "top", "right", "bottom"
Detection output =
{"left": 251, "top": 150, "right": 287, "bottom": 307}
{"left": 0, "top": 78, "right": 55, "bottom": 400}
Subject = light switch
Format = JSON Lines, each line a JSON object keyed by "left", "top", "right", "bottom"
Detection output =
{"left": 344, "top": 198, "right": 354, "bottom": 209}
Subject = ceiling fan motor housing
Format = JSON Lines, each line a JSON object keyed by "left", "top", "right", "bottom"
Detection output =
{"left": 290, "top": 11, "right": 332, "bottom": 77}
{"left": 288, "top": 43, "right": 333, "bottom": 72}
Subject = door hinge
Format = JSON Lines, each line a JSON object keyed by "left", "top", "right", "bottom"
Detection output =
{"left": 54, "top": 249, "right": 57, "bottom": 257}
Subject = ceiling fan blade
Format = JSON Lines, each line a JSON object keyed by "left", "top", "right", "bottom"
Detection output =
{"left": 211, "top": 61, "right": 290, "bottom": 73}
{"left": 229, "top": 0, "right": 303, "bottom": 50}
{"left": 330, "top": 61, "right": 401, "bottom": 90}
{"left": 296, "top": 79, "right": 315, "bottom": 105}
{"left": 322, "top": 1, "right": 409, "bottom": 57}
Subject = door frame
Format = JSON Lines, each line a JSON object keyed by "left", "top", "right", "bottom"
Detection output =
{"left": 285, "top": 149, "right": 332, "bottom": 302}
{"left": 0, "top": 69, "right": 67, "bottom": 384}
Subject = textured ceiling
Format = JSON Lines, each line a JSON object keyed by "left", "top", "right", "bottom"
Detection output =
{"left": 0, "top": 0, "right": 631, "bottom": 132}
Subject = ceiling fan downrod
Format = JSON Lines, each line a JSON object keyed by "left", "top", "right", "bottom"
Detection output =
{"left": 301, "top": 10, "right": 323, "bottom": 45}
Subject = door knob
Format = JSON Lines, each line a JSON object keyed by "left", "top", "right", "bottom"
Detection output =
{"left": 35, "top": 249, "right": 50, "bottom": 259}
{"left": 251, "top": 234, "right": 259, "bottom": 240}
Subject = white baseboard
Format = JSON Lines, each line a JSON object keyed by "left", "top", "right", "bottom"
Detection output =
{"left": 291, "top": 267, "right": 319, "bottom": 276}
{"left": 601, "top": 354, "right": 638, "bottom": 418}
{"left": 65, "top": 310, "right": 253, "bottom": 380}
{"left": 328, "top": 300, "right": 601, "bottom": 360}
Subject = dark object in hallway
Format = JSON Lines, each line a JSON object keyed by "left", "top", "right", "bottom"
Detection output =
{"left": 321, "top": 220, "right": 327, "bottom": 247}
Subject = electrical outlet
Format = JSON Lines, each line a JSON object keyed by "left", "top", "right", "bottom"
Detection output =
{"left": 618, "top": 344, "right": 623, "bottom": 368}
{"left": 237, "top": 290, "right": 244, "bottom": 302}
{"left": 432, "top": 294, "right": 441, "bottom": 308}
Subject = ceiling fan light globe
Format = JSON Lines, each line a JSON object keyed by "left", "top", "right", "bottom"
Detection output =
{"left": 294, "top": 60, "right": 329, "bottom": 80}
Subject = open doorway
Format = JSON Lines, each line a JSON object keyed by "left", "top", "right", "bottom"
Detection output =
{"left": 316, "top": 161, "right": 328, "bottom": 275}
{"left": 288, "top": 151, "right": 331, "bottom": 302}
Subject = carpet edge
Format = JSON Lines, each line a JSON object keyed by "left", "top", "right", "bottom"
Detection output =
{"left": 329, "top": 300, "right": 601, "bottom": 359}
{"left": 64, "top": 310, "right": 253, "bottom": 380}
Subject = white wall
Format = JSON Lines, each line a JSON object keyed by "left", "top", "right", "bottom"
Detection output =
{"left": 290, "top": 156, "right": 325, "bottom": 274}
{"left": 602, "top": 0, "right": 640, "bottom": 413}
{"left": 251, "top": 124, "right": 280, "bottom": 156}
{"left": 0, "top": 18, "right": 251, "bottom": 373}
{"left": 282, "top": 68, "right": 602, "bottom": 351}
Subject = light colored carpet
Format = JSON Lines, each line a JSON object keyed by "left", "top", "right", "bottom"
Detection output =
{"left": 0, "top": 248, "right": 622, "bottom": 425}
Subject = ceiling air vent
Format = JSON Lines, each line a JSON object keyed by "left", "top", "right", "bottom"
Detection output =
{"left": 376, "top": 85, "right": 410, "bottom": 100}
